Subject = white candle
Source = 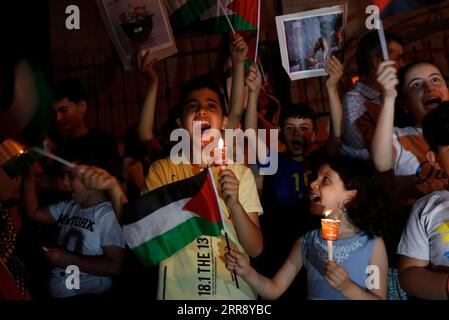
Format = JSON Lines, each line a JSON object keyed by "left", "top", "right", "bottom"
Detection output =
{"left": 327, "top": 240, "right": 333, "bottom": 261}
{"left": 30, "top": 147, "right": 76, "bottom": 169}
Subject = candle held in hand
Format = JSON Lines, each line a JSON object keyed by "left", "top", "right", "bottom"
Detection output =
{"left": 214, "top": 138, "right": 228, "bottom": 170}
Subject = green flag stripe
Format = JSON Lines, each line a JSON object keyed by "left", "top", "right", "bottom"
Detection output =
{"left": 169, "top": 0, "right": 215, "bottom": 30}
{"left": 206, "top": 14, "right": 256, "bottom": 32}
{"left": 131, "top": 217, "right": 223, "bottom": 266}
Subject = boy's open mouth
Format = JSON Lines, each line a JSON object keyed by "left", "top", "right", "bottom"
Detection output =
{"left": 199, "top": 120, "right": 211, "bottom": 133}
{"left": 291, "top": 139, "right": 303, "bottom": 148}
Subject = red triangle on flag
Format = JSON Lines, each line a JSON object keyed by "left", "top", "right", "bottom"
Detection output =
{"left": 375, "top": 0, "right": 391, "bottom": 11}
{"left": 182, "top": 171, "right": 222, "bottom": 223}
{"left": 227, "top": 0, "right": 258, "bottom": 28}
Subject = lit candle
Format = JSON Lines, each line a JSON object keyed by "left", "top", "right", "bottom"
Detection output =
{"left": 214, "top": 138, "right": 228, "bottom": 171}
{"left": 321, "top": 209, "right": 340, "bottom": 261}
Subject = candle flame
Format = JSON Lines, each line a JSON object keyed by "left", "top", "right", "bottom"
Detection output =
{"left": 324, "top": 209, "right": 332, "bottom": 217}
{"left": 218, "top": 138, "right": 224, "bottom": 149}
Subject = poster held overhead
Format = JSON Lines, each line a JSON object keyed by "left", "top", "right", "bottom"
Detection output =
{"left": 275, "top": 4, "right": 346, "bottom": 81}
{"left": 97, "top": 0, "right": 177, "bottom": 70}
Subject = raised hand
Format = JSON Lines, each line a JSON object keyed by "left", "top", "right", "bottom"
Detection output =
{"left": 75, "top": 165, "right": 118, "bottom": 191}
{"left": 376, "top": 60, "right": 398, "bottom": 100}
{"left": 136, "top": 48, "right": 159, "bottom": 84}
{"left": 231, "top": 33, "right": 248, "bottom": 64}
{"left": 245, "top": 64, "right": 262, "bottom": 93}
{"left": 219, "top": 169, "right": 240, "bottom": 210}
{"left": 323, "top": 56, "right": 343, "bottom": 89}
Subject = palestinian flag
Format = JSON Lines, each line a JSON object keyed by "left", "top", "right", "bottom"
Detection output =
{"left": 376, "top": 0, "right": 444, "bottom": 18}
{"left": 166, "top": 0, "right": 214, "bottom": 33}
{"left": 167, "top": 0, "right": 258, "bottom": 34}
{"left": 122, "top": 169, "right": 223, "bottom": 266}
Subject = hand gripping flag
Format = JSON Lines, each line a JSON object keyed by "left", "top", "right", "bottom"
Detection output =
{"left": 122, "top": 169, "right": 223, "bottom": 266}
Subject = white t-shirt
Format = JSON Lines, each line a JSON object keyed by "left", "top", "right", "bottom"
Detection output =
{"left": 397, "top": 189, "right": 449, "bottom": 267}
{"left": 392, "top": 127, "right": 448, "bottom": 200}
{"left": 48, "top": 200, "right": 125, "bottom": 298}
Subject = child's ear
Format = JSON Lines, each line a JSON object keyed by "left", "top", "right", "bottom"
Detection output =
{"left": 221, "top": 116, "right": 228, "bottom": 130}
{"left": 426, "top": 150, "right": 440, "bottom": 170}
{"left": 311, "top": 130, "right": 317, "bottom": 143}
{"left": 344, "top": 189, "right": 357, "bottom": 206}
{"left": 78, "top": 101, "right": 87, "bottom": 116}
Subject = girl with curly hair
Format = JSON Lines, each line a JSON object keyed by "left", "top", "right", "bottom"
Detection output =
{"left": 225, "top": 156, "right": 392, "bottom": 299}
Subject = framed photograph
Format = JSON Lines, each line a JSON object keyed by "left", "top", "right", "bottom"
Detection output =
{"left": 97, "top": 0, "right": 178, "bottom": 70}
{"left": 275, "top": 5, "right": 346, "bottom": 80}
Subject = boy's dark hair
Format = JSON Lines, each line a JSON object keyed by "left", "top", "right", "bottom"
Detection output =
{"left": 325, "top": 156, "right": 392, "bottom": 238}
{"left": 53, "top": 78, "right": 88, "bottom": 103}
{"left": 177, "top": 76, "right": 228, "bottom": 118}
{"left": 355, "top": 31, "right": 403, "bottom": 76}
{"left": 280, "top": 103, "right": 317, "bottom": 130}
{"left": 422, "top": 101, "right": 449, "bottom": 152}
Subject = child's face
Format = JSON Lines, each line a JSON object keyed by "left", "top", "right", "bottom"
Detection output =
{"left": 309, "top": 164, "right": 356, "bottom": 216}
{"left": 282, "top": 117, "right": 315, "bottom": 158}
{"left": 402, "top": 63, "right": 449, "bottom": 125}
{"left": 63, "top": 170, "right": 92, "bottom": 207}
{"left": 180, "top": 88, "right": 227, "bottom": 144}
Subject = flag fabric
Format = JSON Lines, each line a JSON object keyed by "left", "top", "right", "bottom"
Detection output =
{"left": 122, "top": 169, "right": 223, "bottom": 266}
{"left": 166, "top": 0, "right": 258, "bottom": 33}
{"left": 166, "top": 0, "right": 214, "bottom": 32}
{"left": 376, "top": 0, "right": 444, "bottom": 18}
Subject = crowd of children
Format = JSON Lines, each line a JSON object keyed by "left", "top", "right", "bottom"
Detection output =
{"left": 1, "top": 24, "right": 449, "bottom": 302}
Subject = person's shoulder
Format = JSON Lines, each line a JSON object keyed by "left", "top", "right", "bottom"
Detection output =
{"left": 228, "top": 163, "right": 254, "bottom": 178}
{"left": 151, "top": 156, "right": 173, "bottom": 168}
{"left": 54, "top": 199, "right": 77, "bottom": 210}
{"left": 148, "top": 156, "right": 183, "bottom": 175}
{"left": 93, "top": 201, "right": 116, "bottom": 219}
{"left": 412, "top": 190, "right": 449, "bottom": 218}
{"left": 393, "top": 126, "right": 421, "bottom": 137}
{"left": 341, "top": 87, "right": 364, "bottom": 103}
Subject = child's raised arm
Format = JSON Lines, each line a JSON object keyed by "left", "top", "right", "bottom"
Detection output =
{"left": 371, "top": 60, "right": 399, "bottom": 171}
{"left": 323, "top": 56, "right": 344, "bottom": 139}
{"left": 225, "top": 237, "right": 304, "bottom": 299}
{"left": 227, "top": 34, "right": 248, "bottom": 130}
{"left": 137, "top": 50, "right": 159, "bottom": 142}
{"left": 244, "top": 63, "right": 262, "bottom": 131}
